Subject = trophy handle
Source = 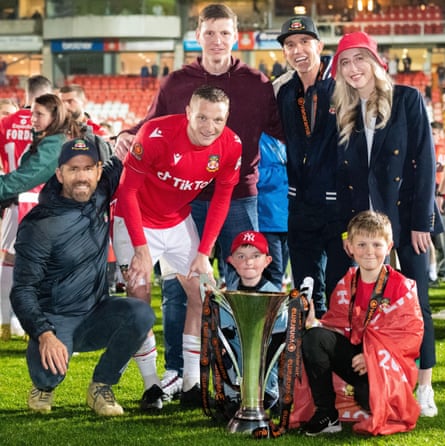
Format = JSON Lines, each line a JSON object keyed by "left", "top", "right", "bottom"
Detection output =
{"left": 217, "top": 326, "right": 242, "bottom": 379}
{"left": 199, "top": 274, "right": 241, "bottom": 379}
{"left": 264, "top": 341, "right": 285, "bottom": 386}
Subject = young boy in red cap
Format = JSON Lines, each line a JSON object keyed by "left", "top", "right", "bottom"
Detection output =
{"left": 227, "top": 230, "right": 278, "bottom": 293}
{"left": 219, "top": 230, "right": 287, "bottom": 414}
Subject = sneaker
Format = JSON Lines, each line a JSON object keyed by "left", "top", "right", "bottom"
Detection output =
{"left": 180, "top": 384, "right": 202, "bottom": 408}
{"left": 140, "top": 384, "right": 163, "bottom": 411}
{"left": 302, "top": 410, "right": 342, "bottom": 436}
{"left": 417, "top": 385, "right": 438, "bottom": 417}
{"left": 28, "top": 387, "right": 54, "bottom": 413}
{"left": 161, "top": 370, "right": 183, "bottom": 401}
{"left": 87, "top": 382, "right": 124, "bottom": 416}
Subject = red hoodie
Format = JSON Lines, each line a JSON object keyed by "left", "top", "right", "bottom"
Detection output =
{"left": 128, "top": 57, "right": 283, "bottom": 200}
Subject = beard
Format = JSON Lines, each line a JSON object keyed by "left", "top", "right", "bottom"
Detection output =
{"left": 68, "top": 109, "right": 82, "bottom": 121}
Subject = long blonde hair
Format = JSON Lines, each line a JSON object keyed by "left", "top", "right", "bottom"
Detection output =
{"left": 333, "top": 49, "right": 393, "bottom": 146}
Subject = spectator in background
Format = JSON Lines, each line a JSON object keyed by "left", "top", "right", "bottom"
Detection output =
{"left": 149, "top": 63, "right": 159, "bottom": 89}
{"left": 432, "top": 121, "right": 445, "bottom": 196}
{"left": 0, "top": 98, "right": 18, "bottom": 118}
{"left": 402, "top": 51, "right": 412, "bottom": 72}
{"left": 0, "top": 75, "right": 53, "bottom": 341}
{"left": 388, "top": 55, "right": 399, "bottom": 79}
{"left": 437, "top": 63, "right": 445, "bottom": 89}
{"left": 59, "top": 85, "right": 112, "bottom": 162}
{"left": 258, "top": 60, "right": 268, "bottom": 77}
{"left": 271, "top": 60, "right": 284, "bottom": 79}
{"left": 257, "top": 133, "right": 289, "bottom": 290}
{"left": 431, "top": 121, "right": 445, "bottom": 281}
{"left": 0, "top": 57, "right": 7, "bottom": 86}
{"left": 0, "top": 94, "right": 73, "bottom": 220}
{"left": 30, "top": 10, "right": 42, "bottom": 20}
{"left": 99, "top": 121, "right": 115, "bottom": 146}
{"left": 140, "top": 65, "right": 150, "bottom": 90}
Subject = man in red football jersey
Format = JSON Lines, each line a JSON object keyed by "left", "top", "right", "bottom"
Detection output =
{"left": 113, "top": 85, "right": 241, "bottom": 411}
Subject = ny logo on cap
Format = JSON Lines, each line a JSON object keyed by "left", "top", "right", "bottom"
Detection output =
{"left": 242, "top": 232, "right": 256, "bottom": 243}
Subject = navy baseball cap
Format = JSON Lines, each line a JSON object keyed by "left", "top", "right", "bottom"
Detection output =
{"left": 58, "top": 138, "right": 99, "bottom": 167}
{"left": 277, "top": 16, "right": 320, "bottom": 45}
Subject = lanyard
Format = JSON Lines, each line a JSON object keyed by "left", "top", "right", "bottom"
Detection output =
{"left": 296, "top": 60, "right": 326, "bottom": 139}
{"left": 348, "top": 266, "right": 389, "bottom": 339}
{"left": 297, "top": 91, "right": 318, "bottom": 137}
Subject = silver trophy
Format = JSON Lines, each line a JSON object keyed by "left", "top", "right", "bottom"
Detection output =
{"left": 207, "top": 285, "right": 289, "bottom": 434}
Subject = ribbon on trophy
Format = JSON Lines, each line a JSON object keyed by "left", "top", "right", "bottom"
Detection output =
{"left": 200, "top": 283, "right": 240, "bottom": 419}
{"left": 252, "top": 286, "right": 311, "bottom": 439}
{"left": 200, "top": 274, "right": 314, "bottom": 438}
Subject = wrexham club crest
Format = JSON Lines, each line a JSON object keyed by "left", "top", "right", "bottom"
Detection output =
{"left": 206, "top": 155, "right": 220, "bottom": 172}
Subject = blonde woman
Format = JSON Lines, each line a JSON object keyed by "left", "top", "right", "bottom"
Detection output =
{"left": 332, "top": 31, "right": 440, "bottom": 418}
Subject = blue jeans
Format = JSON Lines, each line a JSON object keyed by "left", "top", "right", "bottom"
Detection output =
{"left": 161, "top": 277, "right": 186, "bottom": 374}
{"left": 288, "top": 201, "right": 352, "bottom": 318}
{"left": 263, "top": 232, "right": 289, "bottom": 289}
{"left": 191, "top": 196, "right": 259, "bottom": 289}
{"left": 397, "top": 243, "right": 435, "bottom": 369}
{"left": 161, "top": 197, "right": 259, "bottom": 374}
{"left": 27, "top": 296, "right": 154, "bottom": 391}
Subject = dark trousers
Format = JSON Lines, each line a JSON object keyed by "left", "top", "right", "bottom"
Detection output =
{"left": 302, "top": 328, "right": 369, "bottom": 414}
{"left": 397, "top": 243, "right": 435, "bottom": 369}
{"left": 288, "top": 203, "right": 352, "bottom": 318}
{"left": 27, "top": 296, "right": 154, "bottom": 391}
{"left": 263, "top": 232, "right": 289, "bottom": 289}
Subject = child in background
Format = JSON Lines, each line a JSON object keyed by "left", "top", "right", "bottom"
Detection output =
{"left": 301, "top": 211, "right": 424, "bottom": 436}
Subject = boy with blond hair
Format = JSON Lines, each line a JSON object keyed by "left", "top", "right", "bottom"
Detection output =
{"left": 301, "top": 211, "right": 424, "bottom": 436}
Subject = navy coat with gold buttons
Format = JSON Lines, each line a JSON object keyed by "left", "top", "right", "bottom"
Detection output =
{"left": 337, "top": 84, "right": 443, "bottom": 246}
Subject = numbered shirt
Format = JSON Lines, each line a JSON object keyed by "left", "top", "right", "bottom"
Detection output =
{"left": 0, "top": 109, "right": 32, "bottom": 173}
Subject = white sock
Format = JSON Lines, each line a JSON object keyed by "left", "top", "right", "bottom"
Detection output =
{"left": 133, "top": 334, "right": 161, "bottom": 390}
{"left": 429, "top": 264, "right": 438, "bottom": 281}
{"left": 182, "top": 334, "right": 201, "bottom": 391}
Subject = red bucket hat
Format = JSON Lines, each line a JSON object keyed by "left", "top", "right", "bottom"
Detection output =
{"left": 230, "top": 231, "right": 269, "bottom": 255}
{"left": 331, "top": 31, "right": 387, "bottom": 78}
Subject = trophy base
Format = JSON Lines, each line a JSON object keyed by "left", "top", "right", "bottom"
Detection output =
{"left": 227, "top": 407, "right": 269, "bottom": 434}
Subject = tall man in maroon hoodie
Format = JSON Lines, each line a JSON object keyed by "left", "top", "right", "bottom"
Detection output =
{"left": 114, "top": 3, "right": 283, "bottom": 406}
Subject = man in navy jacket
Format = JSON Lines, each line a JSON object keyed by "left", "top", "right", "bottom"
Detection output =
{"left": 10, "top": 138, "right": 154, "bottom": 416}
{"left": 276, "top": 16, "right": 351, "bottom": 317}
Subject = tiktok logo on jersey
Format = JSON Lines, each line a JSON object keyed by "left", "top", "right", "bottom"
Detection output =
{"left": 157, "top": 170, "right": 211, "bottom": 190}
